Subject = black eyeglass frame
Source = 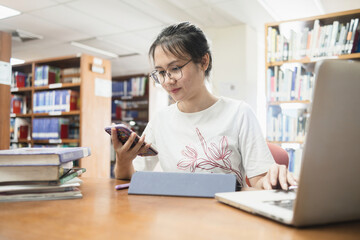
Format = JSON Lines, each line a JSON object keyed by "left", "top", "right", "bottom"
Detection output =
{"left": 150, "top": 59, "right": 192, "bottom": 84}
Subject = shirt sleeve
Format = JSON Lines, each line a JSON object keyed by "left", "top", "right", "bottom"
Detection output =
{"left": 238, "top": 103, "right": 275, "bottom": 178}
{"left": 132, "top": 120, "right": 159, "bottom": 171}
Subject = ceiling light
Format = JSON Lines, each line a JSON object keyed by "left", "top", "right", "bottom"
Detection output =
{"left": 70, "top": 41, "right": 119, "bottom": 58}
{"left": 10, "top": 58, "right": 25, "bottom": 65}
{"left": 0, "top": 5, "right": 20, "bottom": 20}
{"left": 12, "top": 29, "right": 43, "bottom": 42}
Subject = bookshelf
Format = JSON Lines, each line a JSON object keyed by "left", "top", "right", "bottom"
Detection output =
{"left": 265, "top": 9, "right": 360, "bottom": 175}
{"left": 110, "top": 74, "right": 149, "bottom": 177}
{"left": 0, "top": 31, "right": 11, "bottom": 150}
{"left": 111, "top": 74, "right": 149, "bottom": 134}
{"left": 10, "top": 54, "right": 112, "bottom": 178}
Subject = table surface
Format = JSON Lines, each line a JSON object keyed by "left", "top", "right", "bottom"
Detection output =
{"left": 0, "top": 177, "right": 359, "bottom": 240}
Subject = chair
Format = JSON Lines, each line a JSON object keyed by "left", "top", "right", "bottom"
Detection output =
{"left": 245, "top": 142, "right": 289, "bottom": 187}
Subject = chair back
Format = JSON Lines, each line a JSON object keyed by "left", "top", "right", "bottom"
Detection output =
{"left": 245, "top": 142, "right": 289, "bottom": 187}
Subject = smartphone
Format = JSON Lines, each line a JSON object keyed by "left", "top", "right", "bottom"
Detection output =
{"left": 105, "top": 124, "right": 158, "bottom": 156}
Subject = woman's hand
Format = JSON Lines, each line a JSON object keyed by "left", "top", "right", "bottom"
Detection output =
{"left": 111, "top": 127, "right": 151, "bottom": 179}
{"left": 250, "top": 163, "right": 298, "bottom": 190}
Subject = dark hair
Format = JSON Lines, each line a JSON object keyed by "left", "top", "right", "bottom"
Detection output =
{"left": 149, "top": 22, "right": 212, "bottom": 77}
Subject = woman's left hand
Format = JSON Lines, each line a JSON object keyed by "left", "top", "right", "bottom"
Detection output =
{"left": 250, "top": 163, "right": 298, "bottom": 190}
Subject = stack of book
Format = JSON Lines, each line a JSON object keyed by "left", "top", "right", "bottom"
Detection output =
{"left": 0, "top": 147, "right": 90, "bottom": 202}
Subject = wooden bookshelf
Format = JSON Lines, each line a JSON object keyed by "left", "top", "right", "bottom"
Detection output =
{"left": 110, "top": 73, "right": 149, "bottom": 178}
{"left": 111, "top": 74, "right": 149, "bottom": 134}
{"left": 0, "top": 31, "right": 11, "bottom": 150}
{"left": 265, "top": 9, "right": 360, "bottom": 175}
{"left": 10, "top": 54, "right": 111, "bottom": 178}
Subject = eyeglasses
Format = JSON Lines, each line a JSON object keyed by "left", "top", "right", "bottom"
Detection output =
{"left": 150, "top": 59, "right": 192, "bottom": 84}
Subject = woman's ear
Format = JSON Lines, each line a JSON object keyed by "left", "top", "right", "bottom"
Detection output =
{"left": 201, "top": 53, "right": 210, "bottom": 71}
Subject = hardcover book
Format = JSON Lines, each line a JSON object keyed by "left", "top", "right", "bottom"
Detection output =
{"left": 0, "top": 147, "right": 90, "bottom": 166}
{"left": 0, "top": 165, "right": 86, "bottom": 184}
{"left": 0, "top": 188, "right": 82, "bottom": 202}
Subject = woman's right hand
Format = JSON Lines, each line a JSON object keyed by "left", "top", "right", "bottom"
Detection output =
{"left": 111, "top": 127, "right": 151, "bottom": 179}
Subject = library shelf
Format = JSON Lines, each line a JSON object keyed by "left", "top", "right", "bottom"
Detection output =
{"left": 265, "top": 9, "right": 360, "bottom": 176}
{"left": 110, "top": 73, "right": 150, "bottom": 178}
{"left": 11, "top": 87, "right": 33, "bottom": 93}
{"left": 10, "top": 54, "right": 112, "bottom": 178}
{"left": 33, "top": 139, "right": 80, "bottom": 144}
{"left": 32, "top": 110, "right": 81, "bottom": 117}
{"left": 10, "top": 113, "right": 32, "bottom": 118}
{"left": 33, "top": 82, "right": 81, "bottom": 91}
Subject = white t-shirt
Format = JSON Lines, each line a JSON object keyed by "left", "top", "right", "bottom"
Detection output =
{"left": 133, "top": 97, "right": 274, "bottom": 187}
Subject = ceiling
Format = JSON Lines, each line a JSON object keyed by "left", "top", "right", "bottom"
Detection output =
{"left": 1, "top": 0, "right": 359, "bottom": 77}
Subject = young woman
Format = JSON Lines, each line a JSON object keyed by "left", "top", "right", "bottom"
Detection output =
{"left": 111, "top": 22, "right": 297, "bottom": 190}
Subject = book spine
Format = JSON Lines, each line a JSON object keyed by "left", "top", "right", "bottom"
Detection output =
{"left": 58, "top": 147, "right": 91, "bottom": 163}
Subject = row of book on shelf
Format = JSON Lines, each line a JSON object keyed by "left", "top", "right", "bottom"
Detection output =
{"left": 267, "top": 17, "right": 360, "bottom": 62}
{"left": 10, "top": 117, "right": 79, "bottom": 142}
{"left": 112, "top": 76, "right": 148, "bottom": 97}
{"left": 33, "top": 90, "right": 79, "bottom": 113}
{"left": 12, "top": 66, "right": 81, "bottom": 89}
{"left": 34, "top": 66, "right": 80, "bottom": 86}
{"left": 267, "top": 106, "right": 309, "bottom": 142}
{"left": 32, "top": 117, "right": 79, "bottom": 140}
{"left": 267, "top": 65, "right": 315, "bottom": 102}
{"left": 111, "top": 100, "right": 149, "bottom": 120}
{"left": 11, "top": 90, "right": 79, "bottom": 115}
{"left": 0, "top": 147, "right": 90, "bottom": 202}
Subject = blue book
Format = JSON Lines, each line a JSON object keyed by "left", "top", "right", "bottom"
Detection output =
{"left": 32, "top": 119, "right": 39, "bottom": 140}
{"left": 0, "top": 147, "right": 91, "bottom": 166}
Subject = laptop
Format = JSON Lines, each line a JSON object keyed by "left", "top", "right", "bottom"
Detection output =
{"left": 215, "top": 60, "right": 360, "bottom": 227}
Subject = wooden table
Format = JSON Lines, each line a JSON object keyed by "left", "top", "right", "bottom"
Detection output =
{"left": 0, "top": 177, "right": 359, "bottom": 240}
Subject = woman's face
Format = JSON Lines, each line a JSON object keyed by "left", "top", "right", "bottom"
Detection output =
{"left": 153, "top": 46, "right": 206, "bottom": 103}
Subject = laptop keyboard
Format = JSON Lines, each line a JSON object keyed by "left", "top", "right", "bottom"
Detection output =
{"left": 266, "top": 199, "right": 294, "bottom": 210}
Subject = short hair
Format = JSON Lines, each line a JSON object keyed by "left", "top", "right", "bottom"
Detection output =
{"left": 149, "top": 22, "right": 212, "bottom": 77}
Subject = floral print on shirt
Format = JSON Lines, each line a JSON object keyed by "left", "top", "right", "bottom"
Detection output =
{"left": 177, "top": 128, "right": 243, "bottom": 184}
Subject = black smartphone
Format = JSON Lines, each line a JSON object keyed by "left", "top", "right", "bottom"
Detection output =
{"left": 105, "top": 124, "right": 158, "bottom": 156}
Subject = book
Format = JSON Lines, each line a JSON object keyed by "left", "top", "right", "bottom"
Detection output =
{"left": 0, "top": 188, "right": 82, "bottom": 202}
{"left": 0, "top": 147, "right": 90, "bottom": 166}
{"left": 0, "top": 166, "right": 85, "bottom": 184}
{"left": 0, "top": 177, "right": 82, "bottom": 193}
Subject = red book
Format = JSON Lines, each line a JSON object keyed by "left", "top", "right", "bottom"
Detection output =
{"left": 18, "top": 125, "right": 28, "bottom": 139}
{"left": 116, "top": 105, "right": 122, "bottom": 119}
{"left": 69, "top": 91, "right": 79, "bottom": 111}
{"left": 15, "top": 73, "right": 26, "bottom": 88}
{"left": 48, "top": 71, "right": 56, "bottom": 84}
{"left": 60, "top": 124, "right": 69, "bottom": 139}
{"left": 12, "top": 99, "right": 22, "bottom": 114}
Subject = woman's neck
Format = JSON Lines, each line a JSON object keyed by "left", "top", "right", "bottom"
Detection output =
{"left": 177, "top": 88, "right": 218, "bottom": 113}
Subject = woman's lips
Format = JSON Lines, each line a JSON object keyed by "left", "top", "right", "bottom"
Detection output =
{"left": 170, "top": 88, "right": 181, "bottom": 94}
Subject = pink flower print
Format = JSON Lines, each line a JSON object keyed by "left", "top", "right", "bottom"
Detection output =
{"left": 177, "top": 128, "right": 243, "bottom": 185}
{"left": 177, "top": 146, "right": 198, "bottom": 172}
{"left": 208, "top": 138, "right": 232, "bottom": 169}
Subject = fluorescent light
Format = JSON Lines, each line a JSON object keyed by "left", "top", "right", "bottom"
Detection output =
{"left": 0, "top": 5, "right": 20, "bottom": 20}
{"left": 70, "top": 41, "right": 119, "bottom": 58}
{"left": 10, "top": 58, "right": 25, "bottom": 65}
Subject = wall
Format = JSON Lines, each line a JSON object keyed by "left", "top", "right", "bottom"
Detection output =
{"left": 205, "top": 24, "right": 258, "bottom": 114}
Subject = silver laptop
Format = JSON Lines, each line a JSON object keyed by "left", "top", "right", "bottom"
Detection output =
{"left": 215, "top": 60, "right": 360, "bottom": 227}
